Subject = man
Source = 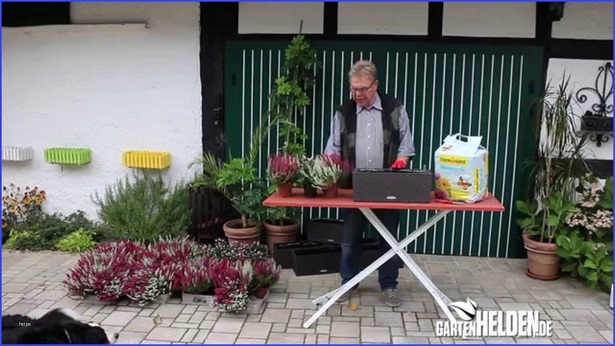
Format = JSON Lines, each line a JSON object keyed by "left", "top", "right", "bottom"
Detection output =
{"left": 324, "top": 60, "right": 415, "bottom": 307}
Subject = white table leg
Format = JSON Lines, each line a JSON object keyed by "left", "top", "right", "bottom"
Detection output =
{"left": 360, "top": 208, "right": 457, "bottom": 323}
{"left": 304, "top": 209, "right": 451, "bottom": 328}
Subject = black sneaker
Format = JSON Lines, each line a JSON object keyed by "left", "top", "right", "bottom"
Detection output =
{"left": 382, "top": 288, "right": 401, "bottom": 307}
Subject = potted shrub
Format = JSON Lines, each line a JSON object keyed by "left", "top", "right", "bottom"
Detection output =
{"left": 263, "top": 206, "right": 300, "bottom": 254}
{"left": 556, "top": 174, "right": 613, "bottom": 292}
{"left": 516, "top": 75, "right": 589, "bottom": 280}
{"left": 180, "top": 256, "right": 217, "bottom": 306}
{"left": 267, "top": 153, "right": 300, "bottom": 197}
{"left": 516, "top": 191, "right": 573, "bottom": 280}
{"left": 309, "top": 155, "right": 343, "bottom": 198}
{"left": 216, "top": 158, "right": 268, "bottom": 245}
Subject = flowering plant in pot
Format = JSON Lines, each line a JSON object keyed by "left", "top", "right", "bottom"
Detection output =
{"left": 205, "top": 238, "right": 269, "bottom": 262}
{"left": 297, "top": 156, "right": 318, "bottom": 197}
{"left": 322, "top": 154, "right": 352, "bottom": 188}
{"left": 267, "top": 154, "right": 300, "bottom": 197}
{"left": 211, "top": 258, "right": 253, "bottom": 313}
{"left": 249, "top": 258, "right": 282, "bottom": 298}
{"left": 309, "top": 155, "right": 343, "bottom": 198}
{"left": 64, "top": 240, "right": 145, "bottom": 303}
{"left": 124, "top": 267, "right": 173, "bottom": 306}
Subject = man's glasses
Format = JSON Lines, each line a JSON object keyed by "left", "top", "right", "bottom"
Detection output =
{"left": 350, "top": 80, "right": 376, "bottom": 94}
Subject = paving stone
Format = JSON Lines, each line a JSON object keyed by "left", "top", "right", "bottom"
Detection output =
{"left": 261, "top": 308, "right": 291, "bottom": 323}
{"left": 191, "top": 330, "right": 209, "bottom": 343}
{"left": 271, "top": 323, "right": 286, "bottom": 333}
{"left": 236, "top": 338, "right": 267, "bottom": 344}
{"left": 153, "top": 304, "right": 184, "bottom": 319}
{"left": 238, "top": 322, "right": 271, "bottom": 339}
{"left": 211, "top": 318, "right": 244, "bottom": 333}
{"left": 3, "top": 282, "right": 31, "bottom": 293}
{"left": 515, "top": 337, "right": 553, "bottom": 343}
{"left": 147, "top": 327, "right": 187, "bottom": 342}
{"left": 198, "top": 320, "right": 215, "bottom": 329}
{"left": 124, "top": 316, "right": 156, "bottom": 332}
{"left": 180, "top": 329, "right": 198, "bottom": 343}
{"left": 361, "top": 326, "right": 391, "bottom": 343}
{"left": 117, "top": 331, "right": 147, "bottom": 344}
{"left": 373, "top": 311, "right": 403, "bottom": 327}
{"left": 330, "top": 321, "right": 360, "bottom": 337}
{"left": 392, "top": 336, "right": 429, "bottom": 343}
{"left": 565, "top": 325, "right": 607, "bottom": 343}
{"left": 329, "top": 337, "right": 360, "bottom": 343}
{"left": 204, "top": 332, "right": 237, "bottom": 343}
{"left": 599, "top": 330, "right": 613, "bottom": 343}
{"left": 565, "top": 296, "right": 605, "bottom": 309}
{"left": 559, "top": 309, "right": 599, "bottom": 321}
{"left": 102, "top": 310, "right": 138, "bottom": 326}
{"left": 316, "top": 334, "right": 329, "bottom": 344}
{"left": 267, "top": 332, "right": 305, "bottom": 344}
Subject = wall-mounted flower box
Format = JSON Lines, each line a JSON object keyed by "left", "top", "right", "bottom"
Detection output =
{"left": 2, "top": 146, "right": 33, "bottom": 161}
{"left": 581, "top": 115, "right": 613, "bottom": 133}
{"left": 44, "top": 147, "right": 92, "bottom": 165}
{"left": 123, "top": 150, "right": 171, "bottom": 169}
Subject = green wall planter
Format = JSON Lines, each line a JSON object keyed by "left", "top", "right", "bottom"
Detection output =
{"left": 44, "top": 147, "right": 91, "bottom": 165}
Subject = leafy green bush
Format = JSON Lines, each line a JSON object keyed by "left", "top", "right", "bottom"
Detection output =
{"left": 92, "top": 174, "right": 190, "bottom": 243}
{"left": 4, "top": 228, "right": 44, "bottom": 250}
{"left": 56, "top": 228, "right": 96, "bottom": 252}
{"left": 5, "top": 211, "right": 98, "bottom": 251}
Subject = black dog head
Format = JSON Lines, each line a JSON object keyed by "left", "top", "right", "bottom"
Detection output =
{"left": 2, "top": 308, "right": 119, "bottom": 344}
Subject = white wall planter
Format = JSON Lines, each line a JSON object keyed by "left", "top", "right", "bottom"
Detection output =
{"left": 2, "top": 146, "right": 33, "bottom": 161}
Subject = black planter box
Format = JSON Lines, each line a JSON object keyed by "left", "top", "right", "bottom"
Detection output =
{"left": 306, "top": 218, "right": 345, "bottom": 244}
{"left": 581, "top": 115, "right": 614, "bottom": 133}
{"left": 291, "top": 238, "right": 401, "bottom": 276}
{"left": 292, "top": 244, "right": 342, "bottom": 276}
{"left": 273, "top": 241, "right": 324, "bottom": 269}
{"left": 352, "top": 168, "right": 432, "bottom": 203}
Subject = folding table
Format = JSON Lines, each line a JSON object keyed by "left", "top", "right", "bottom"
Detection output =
{"left": 263, "top": 188, "right": 505, "bottom": 329}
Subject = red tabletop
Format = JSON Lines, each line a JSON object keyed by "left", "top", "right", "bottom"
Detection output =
{"left": 263, "top": 188, "right": 505, "bottom": 212}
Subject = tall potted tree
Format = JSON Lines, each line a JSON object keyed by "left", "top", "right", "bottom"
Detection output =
{"left": 516, "top": 75, "right": 590, "bottom": 280}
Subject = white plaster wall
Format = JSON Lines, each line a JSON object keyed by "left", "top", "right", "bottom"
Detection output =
{"left": 552, "top": 2, "right": 613, "bottom": 40}
{"left": 1, "top": 2, "right": 202, "bottom": 220}
{"left": 443, "top": 2, "right": 536, "bottom": 38}
{"left": 546, "top": 58, "right": 613, "bottom": 161}
{"left": 338, "top": 3, "right": 428, "bottom": 35}
{"left": 238, "top": 2, "right": 323, "bottom": 34}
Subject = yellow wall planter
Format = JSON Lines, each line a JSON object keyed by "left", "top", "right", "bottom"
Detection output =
{"left": 123, "top": 150, "right": 171, "bottom": 169}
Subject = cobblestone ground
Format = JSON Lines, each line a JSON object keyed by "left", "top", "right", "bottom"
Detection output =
{"left": 2, "top": 250, "right": 612, "bottom": 344}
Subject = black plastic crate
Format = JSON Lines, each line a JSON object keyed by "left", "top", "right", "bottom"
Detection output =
{"left": 273, "top": 241, "right": 323, "bottom": 269}
{"left": 306, "top": 218, "right": 345, "bottom": 244}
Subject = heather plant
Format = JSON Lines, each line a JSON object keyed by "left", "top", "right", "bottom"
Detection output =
{"left": 267, "top": 154, "right": 300, "bottom": 185}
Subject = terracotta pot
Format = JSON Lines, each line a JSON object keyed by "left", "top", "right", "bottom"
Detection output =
{"left": 276, "top": 183, "right": 292, "bottom": 197}
{"left": 253, "top": 286, "right": 269, "bottom": 299}
{"left": 523, "top": 233, "right": 560, "bottom": 280}
{"left": 263, "top": 218, "right": 300, "bottom": 254}
{"left": 223, "top": 219, "right": 262, "bottom": 245}
{"left": 322, "top": 184, "right": 338, "bottom": 198}
{"left": 303, "top": 184, "right": 317, "bottom": 198}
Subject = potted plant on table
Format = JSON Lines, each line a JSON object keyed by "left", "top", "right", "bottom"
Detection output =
{"left": 515, "top": 75, "right": 589, "bottom": 280}
{"left": 309, "top": 155, "right": 343, "bottom": 198}
{"left": 267, "top": 153, "right": 300, "bottom": 197}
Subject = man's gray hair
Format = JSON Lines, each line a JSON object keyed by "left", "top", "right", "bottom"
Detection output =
{"left": 349, "top": 60, "right": 377, "bottom": 81}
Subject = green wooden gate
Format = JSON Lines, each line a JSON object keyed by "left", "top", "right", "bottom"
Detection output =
{"left": 224, "top": 40, "right": 543, "bottom": 258}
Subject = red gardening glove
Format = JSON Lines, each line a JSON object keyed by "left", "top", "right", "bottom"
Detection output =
{"left": 391, "top": 158, "right": 406, "bottom": 169}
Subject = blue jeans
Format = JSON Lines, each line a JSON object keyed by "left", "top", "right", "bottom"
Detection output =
{"left": 340, "top": 208, "right": 402, "bottom": 291}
